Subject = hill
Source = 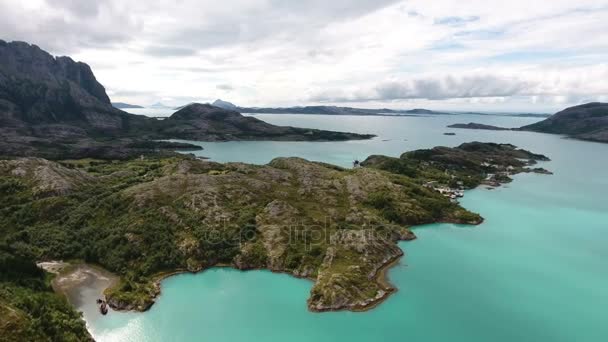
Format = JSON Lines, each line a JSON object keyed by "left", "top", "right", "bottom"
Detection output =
{"left": 447, "top": 103, "right": 608, "bottom": 143}
{"left": 520, "top": 103, "right": 608, "bottom": 143}
{"left": 161, "top": 103, "right": 374, "bottom": 141}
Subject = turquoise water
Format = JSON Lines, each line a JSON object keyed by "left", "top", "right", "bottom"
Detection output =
{"left": 87, "top": 114, "right": 608, "bottom": 341}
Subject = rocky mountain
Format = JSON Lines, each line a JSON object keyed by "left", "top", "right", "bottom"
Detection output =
{"left": 211, "top": 99, "right": 238, "bottom": 110}
{"left": 520, "top": 102, "right": 608, "bottom": 143}
{"left": 448, "top": 102, "right": 608, "bottom": 143}
{"left": 149, "top": 102, "right": 171, "bottom": 109}
{"left": 0, "top": 40, "right": 135, "bottom": 133}
{"left": 112, "top": 102, "right": 144, "bottom": 109}
{"left": 0, "top": 40, "right": 373, "bottom": 159}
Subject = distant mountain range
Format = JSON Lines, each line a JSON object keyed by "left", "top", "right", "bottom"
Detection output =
{"left": 208, "top": 99, "right": 552, "bottom": 118}
{"left": 209, "top": 99, "right": 447, "bottom": 115}
{"left": 112, "top": 102, "right": 144, "bottom": 109}
{"left": 449, "top": 102, "right": 608, "bottom": 143}
{"left": 0, "top": 40, "right": 373, "bottom": 159}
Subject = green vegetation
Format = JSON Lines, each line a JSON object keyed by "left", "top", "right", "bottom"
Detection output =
{"left": 0, "top": 245, "right": 91, "bottom": 341}
{"left": 0, "top": 142, "right": 551, "bottom": 340}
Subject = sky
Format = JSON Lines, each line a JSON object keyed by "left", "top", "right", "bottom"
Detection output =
{"left": 1, "top": 0, "right": 608, "bottom": 112}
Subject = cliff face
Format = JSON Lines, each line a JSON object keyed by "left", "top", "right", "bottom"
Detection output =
{"left": 520, "top": 102, "right": 608, "bottom": 143}
{"left": 0, "top": 40, "right": 126, "bottom": 132}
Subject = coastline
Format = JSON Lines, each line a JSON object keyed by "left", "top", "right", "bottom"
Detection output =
{"left": 351, "top": 253, "right": 404, "bottom": 313}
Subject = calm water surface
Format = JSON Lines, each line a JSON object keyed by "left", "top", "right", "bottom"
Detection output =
{"left": 84, "top": 114, "right": 608, "bottom": 341}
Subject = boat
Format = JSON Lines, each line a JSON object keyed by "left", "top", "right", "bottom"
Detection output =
{"left": 99, "top": 300, "right": 108, "bottom": 315}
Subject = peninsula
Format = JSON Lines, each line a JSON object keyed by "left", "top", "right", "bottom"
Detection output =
{"left": 0, "top": 142, "right": 550, "bottom": 340}
{"left": 448, "top": 102, "right": 608, "bottom": 143}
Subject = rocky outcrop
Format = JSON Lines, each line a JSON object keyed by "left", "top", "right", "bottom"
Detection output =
{"left": 0, "top": 158, "right": 93, "bottom": 196}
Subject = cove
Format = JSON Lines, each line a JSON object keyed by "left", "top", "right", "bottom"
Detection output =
{"left": 80, "top": 114, "right": 608, "bottom": 341}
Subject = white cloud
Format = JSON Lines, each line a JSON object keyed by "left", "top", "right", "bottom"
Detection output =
{"left": 1, "top": 0, "right": 607, "bottom": 111}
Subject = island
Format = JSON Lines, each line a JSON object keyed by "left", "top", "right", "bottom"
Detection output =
{"left": 448, "top": 102, "right": 608, "bottom": 143}
{"left": 448, "top": 123, "right": 511, "bottom": 131}
{"left": 0, "top": 141, "right": 551, "bottom": 340}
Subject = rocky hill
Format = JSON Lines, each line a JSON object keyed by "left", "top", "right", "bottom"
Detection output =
{"left": 448, "top": 102, "right": 608, "bottom": 143}
{"left": 0, "top": 40, "right": 373, "bottom": 159}
{"left": 520, "top": 102, "right": 608, "bottom": 143}
{"left": 161, "top": 103, "right": 374, "bottom": 141}
{"left": 211, "top": 99, "right": 238, "bottom": 110}
{"left": 448, "top": 123, "right": 510, "bottom": 130}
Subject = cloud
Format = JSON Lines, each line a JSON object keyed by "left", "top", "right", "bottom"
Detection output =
{"left": 309, "top": 75, "right": 536, "bottom": 102}
{"left": 0, "top": 0, "right": 140, "bottom": 53}
{"left": 309, "top": 65, "right": 608, "bottom": 103}
{"left": 49, "top": 0, "right": 102, "bottom": 17}
{"left": 3, "top": 0, "right": 607, "bottom": 111}
{"left": 142, "top": 45, "right": 198, "bottom": 57}
{"left": 434, "top": 16, "right": 479, "bottom": 26}
{"left": 216, "top": 84, "right": 234, "bottom": 91}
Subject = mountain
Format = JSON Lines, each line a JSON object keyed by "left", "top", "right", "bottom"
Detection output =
{"left": 212, "top": 99, "right": 238, "bottom": 110}
{"left": 112, "top": 102, "right": 144, "bottom": 109}
{"left": 0, "top": 40, "right": 130, "bottom": 132}
{"left": 520, "top": 103, "right": 608, "bottom": 143}
{"left": 448, "top": 103, "right": 608, "bottom": 143}
{"left": 149, "top": 102, "right": 171, "bottom": 108}
{"left": 0, "top": 40, "right": 373, "bottom": 159}
{"left": 0, "top": 40, "right": 175, "bottom": 159}
{"left": 160, "top": 103, "right": 374, "bottom": 141}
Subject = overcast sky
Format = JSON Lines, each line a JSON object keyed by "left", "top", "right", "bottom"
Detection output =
{"left": 2, "top": 0, "right": 608, "bottom": 111}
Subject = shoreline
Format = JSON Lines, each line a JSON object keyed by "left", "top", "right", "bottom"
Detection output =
{"left": 352, "top": 253, "right": 404, "bottom": 313}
